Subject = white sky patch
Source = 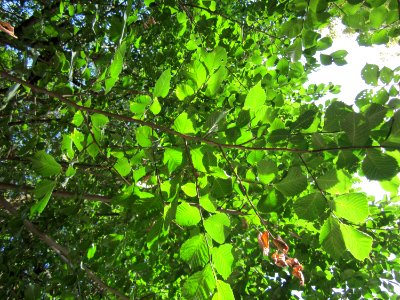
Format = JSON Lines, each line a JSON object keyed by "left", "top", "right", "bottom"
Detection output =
{"left": 307, "top": 22, "right": 400, "bottom": 201}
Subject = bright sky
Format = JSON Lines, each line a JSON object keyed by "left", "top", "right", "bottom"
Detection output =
{"left": 307, "top": 22, "right": 400, "bottom": 201}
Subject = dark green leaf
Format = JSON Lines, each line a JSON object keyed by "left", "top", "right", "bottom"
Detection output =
{"left": 362, "top": 150, "right": 398, "bottom": 180}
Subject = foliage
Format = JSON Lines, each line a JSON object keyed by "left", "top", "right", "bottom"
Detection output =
{"left": 0, "top": 0, "right": 399, "bottom": 299}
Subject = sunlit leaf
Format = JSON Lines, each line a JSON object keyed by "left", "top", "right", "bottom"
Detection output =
{"left": 180, "top": 234, "right": 209, "bottom": 268}
{"left": 176, "top": 202, "right": 201, "bottom": 226}
{"left": 212, "top": 244, "right": 234, "bottom": 280}
{"left": 204, "top": 213, "right": 230, "bottom": 244}
{"left": 182, "top": 264, "right": 216, "bottom": 300}
{"left": 333, "top": 193, "right": 368, "bottom": 223}
{"left": 340, "top": 223, "right": 373, "bottom": 260}
{"left": 153, "top": 69, "right": 171, "bottom": 98}
{"left": 30, "top": 180, "right": 56, "bottom": 217}
{"left": 31, "top": 151, "right": 62, "bottom": 177}
{"left": 319, "top": 216, "right": 346, "bottom": 259}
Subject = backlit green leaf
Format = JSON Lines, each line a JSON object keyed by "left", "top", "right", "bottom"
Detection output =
{"left": 114, "top": 157, "right": 131, "bottom": 177}
{"left": 319, "top": 216, "right": 346, "bottom": 259}
{"left": 333, "top": 193, "right": 368, "bottom": 223}
{"left": 30, "top": 180, "right": 56, "bottom": 217}
{"left": 182, "top": 264, "right": 216, "bottom": 300}
{"left": 361, "top": 63, "right": 379, "bottom": 86}
{"left": 176, "top": 202, "right": 201, "bottom": 226}
{"left": 163, "top": 148, "right": 183, "bottom": 173}
{"left": 212, "top": 244, "right": 234, "bottom": 280}
{"left": 340, "top": 223, "right": 373, "bottom": 260}
{"left": 243, "top": 81, "right": 266, "bottom": 111}
{"left": 153, "top": 69, "right": 171, "bottom": 98}
{"left": 213, "top": 280, "right": 234, "bottom": 300}
{"left": 181, "top": 183, "right": 197, "bottom": 197}
{"left": 31, "top": 151, "right": 62, "bottom": 177}
{"left": 204, "top": 213, "right": 230, "bottom": 244}
{"left": 180, "top": 234, "right": 209, "bottom": 268}
{"left": 173, "top": 112, "right": 195, "bottom": 134}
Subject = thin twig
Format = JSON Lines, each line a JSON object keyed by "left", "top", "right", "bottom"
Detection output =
{"left": 218, "top": 146, "right": 275, "bottom": 239}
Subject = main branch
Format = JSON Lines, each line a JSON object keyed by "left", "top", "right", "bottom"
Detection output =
{"left": 1, "top": 71, "right": 398, "bottom": 154}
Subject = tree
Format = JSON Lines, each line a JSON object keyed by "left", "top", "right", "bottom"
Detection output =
{"left": 0, "top": 0, "right": 399, "bottom": 299}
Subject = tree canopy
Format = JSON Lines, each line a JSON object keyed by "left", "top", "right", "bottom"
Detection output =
{"left": 0, "top": 0, "right": 399, "bottom": 299}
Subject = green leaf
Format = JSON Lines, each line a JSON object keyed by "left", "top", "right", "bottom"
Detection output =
{"left": 91, "top": 113, "right": 109, "bottom": 128}
{"left": 181, "top": 183, "right": 197, "bottom": 197}
{"left": 204, "top": 213, "right": 231, "bottom": 244}
{"left": 280, "top": 18, "right": 302, "bottom": 38}
{"left": 136, "top": 126, "right": 153, "bottom": 147}
{"left": 330, "top": 50, "right": 348, "bottom": 59}
{"left": 30, "top": 180, "right": 56, "bottom": 217}
{"left": 176, "top": 83, "right": 195, "bottom": 100}
{"left": 362, "top": 150, "right": 398, "bottom": 180}
{"left": 333, "top": 193, "right": 368, "bottom": 223}
{"left": 61, "top": 134, "right": 74, "bottom": 160}
{"left": 205, "top": 67, "right": 227, "bottom": 97}
{"left": 369, "top": 6, "right": 388, "bottom": 29}
{"left": 114, "top": 157, "right": 131, "bottom": 177}
{"left": 65, "top": 166, "right": 76, "bottom": 177}
{"left": 203, "top": 46, "right": 227, "bottom": 73}
{"left": 365, "top": 103, "right": 387, "bottom": 129}
{"left": 317, "top": 169, "right": 339, "bottom": 190}
{"left": 319, "top": 216, "right": 346, "bottom": 259}
{"left": 180, "top": 234, "right": 209, "bottom": 268}
{"left": 257, "top": 159, "right": 278, "bottom": 184}
{"left": 187, "top": 61, "right": 207, "bottom": 88}
{"left": 320, "top": 54, "right": 332, "bottom": 65}
{"left": 340, "top": 112, "right": 370, "bottom": 145}
{"left": 317, "top": 36, "right": 333, "bottom": 51}
{"left": 71, "top": 129, "right": 84, "bottom": 151}
{"left": 150, "top": 98, "right": 161, "bottom": 115}
{"left": 87, "top": 136, "right": 100, "bottom": 158}
{"left": 379, "top": 66, "right": 393, "bottom": 84}
{"left": 190, "top": 147, "right": 207, "bottom": 172}
{"left": 106, "top": 41, "right": 126, "bottom": 93}
{"left": 275, "top": 167, "right": 307, "bottom": 197}
{"left": 182, "top": 264, "right": 216, "bottom": 300}
{"left": 211, "top": 178, "right": 232, "bottom": 198}
{"left": 31, "top": 151, "right": 62, "bottom": 177}
{"left": 176, "top": 202, "right": 201, "bottom": 226}
{"left": 292, "top": 110, "right": 317, "bottom": 130}
{"left": 71, "top": 111, "right": 84, "bottom": 127}
{"left": 212, "top": 244, "right": 234, "bottom": 280}
{"left": 87, "top": 244, "right": 96, "bottom": 259}
{"left": 243, "top": 81, "right": 266, "bottom": 111}
{"left": 213, "top": 280, "right": 234, "bottom": 300}
{"left": 173, "top": 112, "right": 195, "bottom": 134}
{"left": 163, "top": 147, "right": 183, "bottom": 173}
{"left": 340, "top": 223, "right": 373, "bottom": 260}
{"left": 294, "top": 193, "right": 327, "bottom": 221}
{"left": 361, "top": 63, "right": 379, "bottom": 86}
{"left": 153, "top": 69, "right": 171, "bottom": 98}
{"left": 199, "top": 194, "right": 217, "bottom": 213}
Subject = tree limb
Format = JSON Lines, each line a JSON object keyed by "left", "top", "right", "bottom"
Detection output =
{"left": 1, "top": 71, "right": 399, "bottom": 154}
{"left": 0, "top": 196, "right": 129, "bottom": 300}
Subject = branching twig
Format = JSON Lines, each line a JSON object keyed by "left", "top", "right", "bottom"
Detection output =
{"left": 218, "top": 146, "right": 276, "bottom": 239}
{"left": 1, "top": 71, "right": 398, "bottom": 154}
